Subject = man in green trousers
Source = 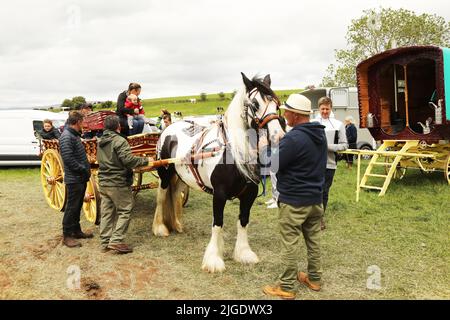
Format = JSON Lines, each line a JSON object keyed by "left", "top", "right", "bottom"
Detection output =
{"left": 97, "top": 115, "right": 152, "bottom": 254}
{"left": 263, "top": 94, "right": 327, "bottom": 299}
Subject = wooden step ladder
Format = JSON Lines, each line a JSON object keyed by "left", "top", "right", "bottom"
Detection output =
{"left": 359, "top": 140, "right": 419, "bottom": 196}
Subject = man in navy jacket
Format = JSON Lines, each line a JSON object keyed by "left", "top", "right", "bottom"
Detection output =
{"left": 59, "top": 111, "right": 93, "bottom": 248}
{"left": 263, "top": 94, "right": 327, "bottom": 299}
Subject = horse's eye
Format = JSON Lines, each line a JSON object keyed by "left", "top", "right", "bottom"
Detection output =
{"left": 252, "top": 98, "right": 259, "bottom": 107}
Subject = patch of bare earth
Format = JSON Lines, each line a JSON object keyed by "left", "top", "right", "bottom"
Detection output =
{"left": 95, "top": 260, "right": 160, "bottom": 296}
{"left": 24, "top": 235, "right": 62, "bottom": 260}
{"left": 0, "top": 270, "right": 12, "bottom": 290}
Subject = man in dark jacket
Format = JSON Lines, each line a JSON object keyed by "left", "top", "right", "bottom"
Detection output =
{"left": 263, "top": 94, "right": 327, "bottom": 300}
{"left": 97, "top": 115, "right": 152, "bottom": 254}
{"left": 59, "top": 111, "right": 93, "bottom": 248}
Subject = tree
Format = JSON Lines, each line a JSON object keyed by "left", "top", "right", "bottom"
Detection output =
{"left": 61, "top": 99, "right": 74, "bottom": 110}
{"left": 322, "top": 8, "right": 450, "bottom": 87}
{"left": 218, "top": 92, "right": 225, "bottom": 100}
{"left": 71, "top": 96, "right": 87, "bottom": 109}
{"left": 99, "top": 100, "right": 114, "bottom": 110}
{"left": 200, "top": 92, "right": 207, "bottom": 101}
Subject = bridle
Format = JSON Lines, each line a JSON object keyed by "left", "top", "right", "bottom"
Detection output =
{"left": 242, "top": 88, "right": 281, "bottom": 129}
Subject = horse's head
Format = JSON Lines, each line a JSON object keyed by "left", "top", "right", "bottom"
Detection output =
{"left": 222, "top": 73, "right": 286, "bottom": 183}
{"left": 241, "top": 73, "right": 285, "bottom": 147}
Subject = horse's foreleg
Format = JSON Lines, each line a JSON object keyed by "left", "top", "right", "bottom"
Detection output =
{"left": 233, "top": 184, "right": 259, "bottom": 264}
{"left": 201, "top": 191, "right": 226, "bottom": 273}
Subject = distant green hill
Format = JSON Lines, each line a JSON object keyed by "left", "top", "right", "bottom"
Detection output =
{"left": 140, "top": 89, "right": 302, "bottom": 117}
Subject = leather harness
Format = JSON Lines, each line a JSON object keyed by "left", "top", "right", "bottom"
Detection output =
{"left": 186, "top": 90, "right": 281, "bottom": 198}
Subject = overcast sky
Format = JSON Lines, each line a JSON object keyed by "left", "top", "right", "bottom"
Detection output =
{"left": 1, "top": 0, "right": 449, "bottom": 109}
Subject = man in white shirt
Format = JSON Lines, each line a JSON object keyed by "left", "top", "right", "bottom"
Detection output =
{"left": 313, "top": 97, "right": 348, "bottom": 229}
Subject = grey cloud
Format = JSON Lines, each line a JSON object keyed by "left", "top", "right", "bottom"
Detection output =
{"left": 1, "top": 0, "right": 449, "bottom": 108}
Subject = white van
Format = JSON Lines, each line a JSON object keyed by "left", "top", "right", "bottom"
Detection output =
{"left": 0, "top": 109, "right": 68, "bottom": 166}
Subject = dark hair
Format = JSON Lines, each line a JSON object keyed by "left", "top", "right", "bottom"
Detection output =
{"left": 318, "top": 96, "right": 332, "bottom": 108}
{"left": 162, "top": 114, "right": 171, "bottom": 121}
{"left": 104, "top": 115, "right": 120, "bottom": 131}
{"left": 128, "top": 83, "right": 141, "bottom": 91}
{"left": 43, "top": 119, "right": 53, "bottom": 125}
{"left": 67, "top": 111, "right": 84, "bottom": 125}
{"left": 80, "top": 103, "right": 93, "bottom": 110}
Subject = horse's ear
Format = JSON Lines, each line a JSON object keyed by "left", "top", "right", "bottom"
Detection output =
{"left": 263, "top": 74, "right": 271, "bottom": 87}
{"left": 241, "top": 72, "right": 254, "bottom": 92}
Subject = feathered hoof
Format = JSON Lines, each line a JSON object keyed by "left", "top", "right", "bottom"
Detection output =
{"left": 201, "top": 255, "right": 226, "bottom": 273}
{"left": 174, "top": 221, "right": 183, "bottom": 233}
{"left": 153, "top": 223, "right": 170, "bottom": 237}
{"left": 233, "top": 248, "right": 260, "bottom": 265}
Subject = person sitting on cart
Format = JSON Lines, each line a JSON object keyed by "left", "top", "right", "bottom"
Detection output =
{"left": 116, "top": 83, "right": 144, "bottom": 136}
{"left": 124, "top": 93, "right": 146, "bottom": 135}
{"left": 156, "top": 108, "right": 171, "bottom": 130}
{"left": 79, "top": 103, "right": 96, "bottom": 139}
{"left": 79, "top": 103, "right": 93, "bottom": 116}
{"left": 162, "top": 113, "right": 172, "bottom": 129}
{"left": 38, "top": 119, "right": 61, "bottom": 140}
{"left": 97, "top": 115, "right": 154, "bottom": 254}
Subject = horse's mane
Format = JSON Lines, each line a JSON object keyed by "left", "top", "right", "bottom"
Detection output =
{"left": 224, "top": 87, "right": 257, "bottom": 183}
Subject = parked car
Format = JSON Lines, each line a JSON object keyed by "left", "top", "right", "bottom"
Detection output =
{"left": 0, "top": 109, "right": 68, "bottom": 166}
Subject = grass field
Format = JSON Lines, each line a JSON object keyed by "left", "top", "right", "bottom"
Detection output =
{"left": 0, "top": 162, "right": 449, "bottom": 300}
{"left": 138, "top": 89, "right": 301, "bottom": 117}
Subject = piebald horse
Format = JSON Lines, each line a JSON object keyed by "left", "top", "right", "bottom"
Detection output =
{"left": 153, "top": 73, "right": 284, "bottom": 272}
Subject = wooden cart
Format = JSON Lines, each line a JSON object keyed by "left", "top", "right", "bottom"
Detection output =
{"left": 39, "top": 111, "right": 188, "bottom": 224}
{"left": 342, "top": 46, "right": 450, "bottom": 200}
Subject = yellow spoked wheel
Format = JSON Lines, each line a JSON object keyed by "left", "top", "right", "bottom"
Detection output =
{"left": 40, "top": 149, "right": 66, "bottom": 211}
{"left": 384, "top": 156, "right": 406, "bottom": 180}
{"left": 445, "top": 154, "right": 450, "bottom": 184}
{"left": 83, "top": 175, "right": 101, "bottom": 225}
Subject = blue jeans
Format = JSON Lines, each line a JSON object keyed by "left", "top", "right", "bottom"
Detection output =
{"left": 129, "top": 117, "right": 145, "bottom": 135}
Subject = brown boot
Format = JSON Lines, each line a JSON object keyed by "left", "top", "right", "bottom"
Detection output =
{"left": 107, "top": 243, "right": 133, "bottom": 254}
{"left": 297, "top": 272, "right": 321, "bottom": 291}
{"left": 262, "top": 285, "right": 296, "bottom": 300}
{"left": 63, "top": 236, "right": 82, "bottom": 248}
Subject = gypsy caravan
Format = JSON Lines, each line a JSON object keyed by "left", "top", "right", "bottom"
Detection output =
{"left": 345, "top": 46, "right": 450, "bottom": 200}
{"left": 357, "top": 45, "right": 450, "bottom": 141}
